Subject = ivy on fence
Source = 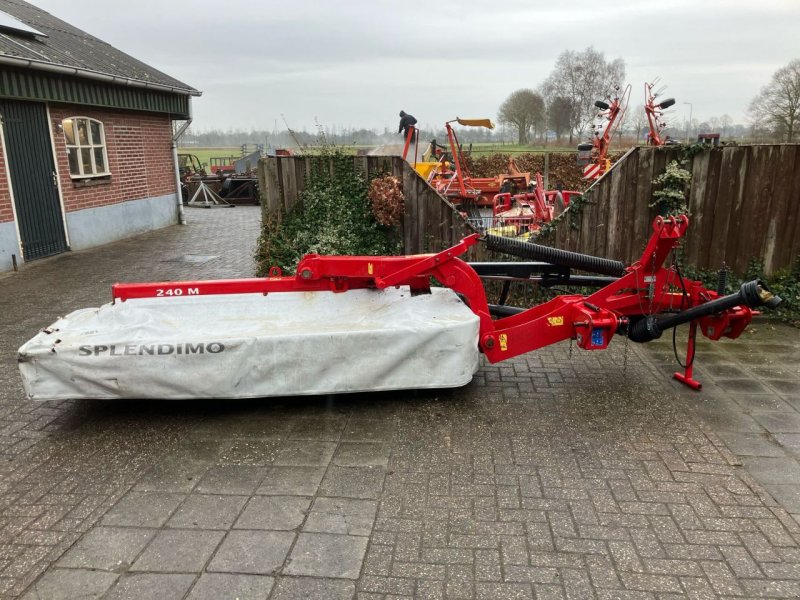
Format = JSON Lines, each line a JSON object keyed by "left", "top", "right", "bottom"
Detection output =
{"left": 255, "top": 150, "right": 401, "bottom": 275}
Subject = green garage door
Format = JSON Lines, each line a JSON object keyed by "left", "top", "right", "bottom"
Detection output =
{"left": 0, "top": 100, "right": 67, "bottom": 260}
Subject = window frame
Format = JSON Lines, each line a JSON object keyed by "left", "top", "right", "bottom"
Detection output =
{"left": 62, "top": 116, "right": 110, "bottom": 179}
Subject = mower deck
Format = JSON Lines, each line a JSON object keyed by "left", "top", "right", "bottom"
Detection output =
{"left": 18, "top": 288, "right": 480, "bottom": 400}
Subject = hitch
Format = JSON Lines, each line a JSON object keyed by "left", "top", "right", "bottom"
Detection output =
{"left": 628, "top": 280, "right": 783, "bottom": 343}
{"left": 476, "top": 215, "right": 781, "bottom": 388}
{"left": 623, "top": 280, "right": 782, "bottom": 391}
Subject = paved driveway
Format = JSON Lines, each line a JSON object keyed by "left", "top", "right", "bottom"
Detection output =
{"left": 1, "top": 206, "right": 799, "bottom": 599}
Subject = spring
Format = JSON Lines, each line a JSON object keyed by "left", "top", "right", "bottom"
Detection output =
{"left": 717, "top": 266, "right": 729, "bottom": 296}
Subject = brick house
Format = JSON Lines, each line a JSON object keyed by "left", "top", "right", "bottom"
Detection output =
{"left": 0, "top": 0, "right": 199, "bottom": 272}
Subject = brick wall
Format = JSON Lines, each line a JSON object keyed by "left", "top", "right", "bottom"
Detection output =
{"left": 0, "top": 143, "right": 13, "bottom": 224}
{"left": 48, "top": 105, "right": 177, "bottom": 213}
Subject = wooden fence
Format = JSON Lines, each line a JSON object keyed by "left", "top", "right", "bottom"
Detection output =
{"left": 259, "top": 144, "right": 800, "bottom": 275}
{"left": 259, "top": 155, "right": 402, "bottom": 218}
{"left": 258, "top": 154, "right": 477, "bottom": 256}
{"left": 549, "top": 144, "right": 800, "bottom": 275}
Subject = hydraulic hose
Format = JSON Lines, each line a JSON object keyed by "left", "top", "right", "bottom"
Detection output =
{"left": 628, "top": 280, "right": 783, "bottom": 343}
{"left": 483, "top": 234, "right": 626, "bottom": 277}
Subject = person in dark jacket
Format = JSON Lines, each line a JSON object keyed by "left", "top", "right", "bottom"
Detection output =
{"left": 398, "top": 111, "right": 417, "bottom": 142}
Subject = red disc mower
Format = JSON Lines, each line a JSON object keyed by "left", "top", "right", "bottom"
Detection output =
{"left": 18, "top": 215, "right": 781, "bottom": 400}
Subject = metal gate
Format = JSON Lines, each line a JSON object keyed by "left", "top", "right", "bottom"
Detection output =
{"left": 0, "top": 100, "right": 67, "bottom": 260}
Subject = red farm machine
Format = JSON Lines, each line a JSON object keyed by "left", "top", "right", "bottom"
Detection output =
{"left": 578, "top": 81, "right": 678, "bottom": 179}
{"left": 178, "top": 151, "right": 261, "bottom": 206}
{"left": 403, "top": 119, "right": 580, "bottom": 239}
{"left": 18, "top": 214, "right": 782, "bottom": 400}
{"left": 209, "top": 156, "right": 238, "bottom": 176}
{"left": 644, "top": 80, "right": 677, "bottom": 146}
{"left": 577, "top": 84, "right": 631, "bottom": 180}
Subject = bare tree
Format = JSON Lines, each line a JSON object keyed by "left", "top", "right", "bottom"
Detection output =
{"left": 541, "top": 47, "right": 626, "bottom": 144}
{"left": 750, "top": 59, "right": 800, "bottom": 142}
{"left": 747, "top": 96, "right": 770, "bottom": 142}
{"left": 498, "top": 89, "right": 545, "bottom": 145}
{"left": 614, "top": 103, "right": 629, "bottom": 144}
{"left": 546, "top": 96, "right": 572, "bottom": 143}
{"left": 689, "top": 118, "right": 700, "bottom": 140}
{"left": 720, "top": 114, "right": 733, "bottom": 138}
{"left": 631, "top": 104, "right": 648, "bottom": 142}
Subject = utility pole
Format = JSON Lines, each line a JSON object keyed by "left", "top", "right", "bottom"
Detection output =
{"left": 684, "top": 102, "right": 693, "bottom": 143}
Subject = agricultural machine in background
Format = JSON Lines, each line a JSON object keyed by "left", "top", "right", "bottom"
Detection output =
{"left": 644, "top": 80, "right": 677, "bottom": 146}
{"left": 178, "top": 153, "right": 205, "bottom": 179}
{"left": 178, "top": 150, "right": 260, "bottom": 206}
{"left": 209, "top": 156, "right": 238, "bottom": 175}
{"left": 485, "top": 171, "right": 575, "bottom": 240}
{"left": 577, "top": 84, "right": 631, "bottom": 180}
{"left": 578, "top": 81, "right": 678, "bottom": 178}
{"left": 18, "top": 214, "right": 782, "bottom": 399}
{"left": 402, "top": 118, "right": 511, "bottom": 207}
{"left": 402, "top": 119, "right": 579, "bottom": 239}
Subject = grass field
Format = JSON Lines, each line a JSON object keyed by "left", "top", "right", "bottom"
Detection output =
{"left": 177, "top": 143, "right": 582, "bottom": 166}
{"left": 466, "top": 143, "right": 577, "bottom": 157}
{"left": 175, "top": 147, "right": 243, "bottom": 168}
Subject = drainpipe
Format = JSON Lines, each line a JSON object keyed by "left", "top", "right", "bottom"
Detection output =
{"left": 172, "top": 104, "right": 193, "bottom": 225}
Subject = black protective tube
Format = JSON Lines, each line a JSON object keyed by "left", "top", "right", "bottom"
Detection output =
{"left": 483, "top": 234, "right": 626, "bottom": 277}
{"left": 488, "top": 304, "right": 525, "bottom": 318}
{"left": 538, "top": 275, "right": 619, "bottom": 288}
{"left": 468, "top": 262, "right": 569, "bottom": 278}
{"left": 628, "top": 280, "right": 782, "bottom": 343}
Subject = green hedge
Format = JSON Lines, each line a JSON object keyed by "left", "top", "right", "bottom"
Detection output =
{"left": 255, "top": 151, "right": 400, "bottom": 275}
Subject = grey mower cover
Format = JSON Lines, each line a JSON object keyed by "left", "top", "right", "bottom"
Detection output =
{"left": 18, "top": 287, "right": 480, "bottom": 400}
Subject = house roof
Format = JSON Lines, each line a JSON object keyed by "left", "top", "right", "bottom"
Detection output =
{"left": 0, "top": 0, "right": 199, "bottom": 96}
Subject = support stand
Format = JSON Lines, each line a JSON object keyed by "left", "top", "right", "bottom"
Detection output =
{"left": 186, "top": 181, "right": 233, "bottom": 208}
{"left": 673, "top": 320, "right": 702, "bottom": 390}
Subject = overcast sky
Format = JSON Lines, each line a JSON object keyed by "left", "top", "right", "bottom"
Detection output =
{"left": 33, "top": 0, "right": 799, "bottom": 134}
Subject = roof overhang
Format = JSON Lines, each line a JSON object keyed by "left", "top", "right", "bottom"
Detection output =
{"left": 0, "top": 54, "right": 201, "bottom": 96}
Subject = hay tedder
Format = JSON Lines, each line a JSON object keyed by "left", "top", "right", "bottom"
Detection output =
{"left": 19, "top": 215, "right": 780, "bottom": 400}
{"left": 578, "top": 84, "right": 631, "bottom": 180}
{"left": 644, "top": 80, "right": 677, "bottom": 146}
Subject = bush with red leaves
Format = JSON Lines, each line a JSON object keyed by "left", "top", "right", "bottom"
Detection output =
{"left": 368, "top": 175, "right": 405, "bottom": 227}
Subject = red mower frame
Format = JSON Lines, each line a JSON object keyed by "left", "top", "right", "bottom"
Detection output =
{"left": 113, "top": 216, "right": 780, "bottom": 391}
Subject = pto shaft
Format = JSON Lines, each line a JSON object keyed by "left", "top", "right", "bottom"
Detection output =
{"left": 628, "top": 280, "right": 782, "bottom": 343}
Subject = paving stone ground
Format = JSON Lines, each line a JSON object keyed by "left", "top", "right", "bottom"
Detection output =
{"left": 0, "top": 206, "right": 799, "bottom": 599}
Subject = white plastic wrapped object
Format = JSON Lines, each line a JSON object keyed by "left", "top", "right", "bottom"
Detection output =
{"left": 18, "top": 287, "right": 480, "bottom": 400}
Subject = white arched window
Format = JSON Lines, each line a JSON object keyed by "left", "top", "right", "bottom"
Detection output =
{"left": 62, "top": 117, "right": 110, "bottom": 178}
